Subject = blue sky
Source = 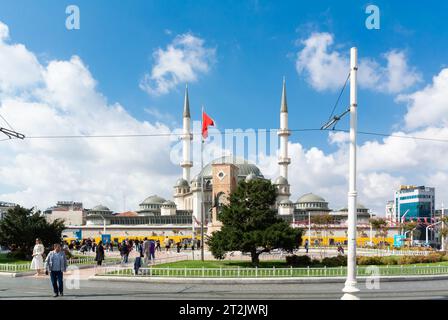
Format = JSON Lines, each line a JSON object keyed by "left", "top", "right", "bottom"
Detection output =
{"left": 0, "top": 1, "right": 447, "bottom": 213}
{"left": 2, "top": 0, "right": 446, "bottom": 150}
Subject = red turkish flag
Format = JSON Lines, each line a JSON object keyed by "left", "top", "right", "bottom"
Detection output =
{"left": 202, "top": 111, "right": 215, "bottom": 139}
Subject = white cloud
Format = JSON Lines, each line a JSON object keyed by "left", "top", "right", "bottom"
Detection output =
{"left": 140, "top": 33, "right": 216, "bottom": 96}
{"left": 0, "top": 22, "right": 181, "bottom": 211}
{"left": 295, "top": 32, "right": 421, "bottom": 93}
{"left": 0, "top": 21, "right": 42, "bottom": 93}
{"left": 399, "top": 68, "right": 448, "bottom": 129}
{"left": 0, "top": 21, "right": 446, "bottom": 219}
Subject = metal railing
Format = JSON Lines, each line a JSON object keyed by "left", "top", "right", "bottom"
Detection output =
{"left": 0, "top": 263, "right": 31, "bottom": 273}
{"left": 98, "top": 264, "right": 448, "bottom": 278}
{"left": 0, "top": 256, "right": 121, "bottom": 273}
{"left": 358, "top": 248, "right": 431, "bottom": 256}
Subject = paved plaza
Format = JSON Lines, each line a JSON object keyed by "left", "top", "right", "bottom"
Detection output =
{"left": 0, "top": 272, "right": 447, "bottom": 300}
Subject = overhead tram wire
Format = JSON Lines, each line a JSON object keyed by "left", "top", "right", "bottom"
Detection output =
{"left": 327, "top": 72, "right": 350, "bottom": 122}
{"left": 0, "top": 128, "right": 441, "bottom": 144}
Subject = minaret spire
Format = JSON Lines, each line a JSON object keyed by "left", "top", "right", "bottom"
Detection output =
{"left": 183, "top": 84, "right": 191, "bottom": 118}
{"left": 181, "top": 84, "right": 193, "bottom": 182}
{"left": 278, "top": 76, "right": 291, "bottom": 181}
{"left": 281, "top": 76, "right": 288, "bottom": 113}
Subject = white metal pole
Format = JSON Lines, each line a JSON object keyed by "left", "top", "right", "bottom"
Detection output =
{"left": 342, "top": 47, "right": 359, "bottom": 299}
{"left": 308, "top": 211, "right": 311, "bottom": 248}
{"left": 442, "top": 203, "right": 445, "bottom": 252}
{"left": 200, "top": 106, "right": 205, "bottom": 262}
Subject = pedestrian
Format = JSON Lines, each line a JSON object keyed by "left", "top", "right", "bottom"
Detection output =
{"left": 304, "top": 240, "right": 309, "bottom": 254}
{"left": 149, "top": 239, "right": 156, "bottom": 263}
{"left": 120, "top": 240, "right": 129, "bottom": 264}
{"left": 156, "top": 239, "right": 161, "bottom": 252}
{"left": 31, "top": 238, "right": 45, "bottom": 276}
{"left": 44, "top": 243, "right": 68, "bottom": 297}
{"left": 176, "top": 241, "right": 181, "bottom": 253}
{"left": 183, "top": 240, "right": 188, "bottom": 250}
{"left": 142, "top": 238, "right": 150, "bottom": 265}
{"left": 164, "top": 236, "right": 170, "bottom": 253}
{"left": 95, "top": 241, "right": 105, "bottom": 266}
{"left": 134, "top": 249, "right": 143, "bottom": 275}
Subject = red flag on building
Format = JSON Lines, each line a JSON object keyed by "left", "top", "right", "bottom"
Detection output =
{"left": 202, "top": 111, "right": 215, "bottom": 139}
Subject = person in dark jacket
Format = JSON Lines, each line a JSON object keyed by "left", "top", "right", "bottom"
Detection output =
{"left": 120, "top": 240, "right": 129, "bottom": 264}
{"left": 95, "top": 241, "right": 105, "bottom": 266}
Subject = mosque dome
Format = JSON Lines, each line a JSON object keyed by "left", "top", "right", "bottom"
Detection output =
{"left": 296, "top": 193, "right": 330, "bottom": 211}
{"left": 162, "top": 200, "right": 176, "bottom": 207}
{"left": 297, "top": 193, "right": 326, "bottom": 203}
{"left": 140, "top": 195, "right": 166, "bottom": 205}
{"left": 175, "top": 178, "right": 189, "bottom": 187}
{"left": 90, "top": 205, "right": 110, "bottom": 212}
{"left": 198, "top": 156, "right": 264, "bottom": 179}
{"left": 274, "top": 176, "right": 288, "bottom": 185}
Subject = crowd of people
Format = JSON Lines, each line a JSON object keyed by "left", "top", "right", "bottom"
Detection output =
{"left": 28, "top": 236, "right": 201, "bottom": 297}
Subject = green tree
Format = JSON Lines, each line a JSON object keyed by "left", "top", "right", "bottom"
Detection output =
{"left": 207, "top": 179, "right": 303, "bottom": 266}
{"left": 0, "top": 206, "right": 65, "bottom": 259}
{"left": 369, "top": 218, "right": 389, "bottom": 248}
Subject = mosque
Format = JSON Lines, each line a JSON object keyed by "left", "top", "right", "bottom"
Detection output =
{"left": 58, "top": 80, "right": 391, "bottom": 244}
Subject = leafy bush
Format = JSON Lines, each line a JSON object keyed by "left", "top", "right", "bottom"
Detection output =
{"left": 321, "top": 255, "right": 347, "bottom": 267}
{"left": 286, "top": 255, "right": 312, "bottom": 267}
{"left": 357, "top": 256, "right": 384, "bottom": 265}
{"left": 7, "top": 250, "right": 27, "bottom": 261}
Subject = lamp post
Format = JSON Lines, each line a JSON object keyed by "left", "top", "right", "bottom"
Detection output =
{"left": 98, "top": 213, "right": 106, "bottom": 235}
{"left": 426, "top": 221, "right": 442, "bottom": 246}
{"left": 369, "top": 210, "right": 373, "bottom": 246}
{"left": 341, "top": 47, "right": 359, "bottom": 299}
{"left": 308, "top": 211, "right": 311, "bottom": 248}
{"left": 320, "top": 48, "right": 359, "bottom": 299}
{"left": 442, "top": 203, "right": 445, "bottom": 252}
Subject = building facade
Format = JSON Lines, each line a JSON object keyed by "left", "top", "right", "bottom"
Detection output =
{"left": 44, "top": 201, "right": 85, "bottom": 226}
{"left": 393, "top": 185, "right": 435, "bottom": 222}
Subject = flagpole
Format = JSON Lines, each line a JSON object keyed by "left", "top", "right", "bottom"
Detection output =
{"left": 192, "top": 215, "right": 195, "bottom": 260}
{"left": 200, "top": 105, "right": 205, "bottom": 261}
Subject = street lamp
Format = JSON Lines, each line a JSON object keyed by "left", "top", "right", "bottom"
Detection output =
{"left": 321, "top": 48, "right": 359, "bottom": 299}
{"left": 442, "top": 203, "right": 445, "bottom": 252}
{"left": 97, "top": 213, "right": 107, "bottom": 235}
{"left": 369, "top": 210, "right": 373, "bottom": 247}
{"left": 426, "top": 221, "right": 442, "bottom": 246}
{"left": 343, "top": 47, "right": 359, "bottom": 299}
{"left": 308, "top": 211, "right": 311, "bottom": 248}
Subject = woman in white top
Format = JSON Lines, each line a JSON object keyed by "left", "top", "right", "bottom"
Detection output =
{"left": 30, "top": 238, "right": 45, "bottom": 276}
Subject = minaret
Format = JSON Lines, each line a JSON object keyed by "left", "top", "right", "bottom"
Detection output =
{"left": 278, "top": 77, "right": 291, "bottom": 180}
{"left": 181, "top": 84, "right": 193, "bottom": 182}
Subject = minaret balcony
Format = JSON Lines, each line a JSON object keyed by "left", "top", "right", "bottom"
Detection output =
{"left": 278, "top": 157, "right": 291, "bottom": 165}
{"left": 277, "top": 129, "right": 291, "bottom": 136}
{"left": 180, "top": 161, "right": 193, "bottom": 168}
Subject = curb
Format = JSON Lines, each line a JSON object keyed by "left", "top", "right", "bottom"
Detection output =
{"left": 0, "top": 271, "right": 35, "bottom": 278}
{"left": 88, "top": 274, "right": 448, "bottom": 284}
{"left": 0, "top": 262, "right": 119, "bottom": 278}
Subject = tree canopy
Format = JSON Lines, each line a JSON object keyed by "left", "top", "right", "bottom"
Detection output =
{"left": 207, "top": 179, "right": 303, "bottom": 265}
{"left": 0, "top": 206, "right": 65, "bottom": 259}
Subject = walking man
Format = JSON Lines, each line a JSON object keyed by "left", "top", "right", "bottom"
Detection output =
{"left": 45, "top": 243, "right": 68, "bottom": 297}
{"left": 142, "top": 238, "right": 150, "bottom": 265}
